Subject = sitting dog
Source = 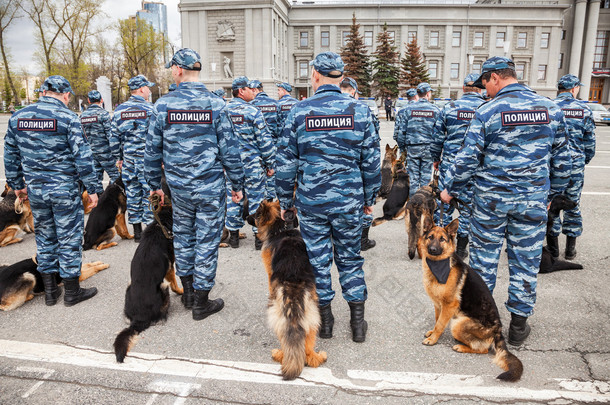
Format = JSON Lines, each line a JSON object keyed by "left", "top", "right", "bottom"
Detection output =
{"left": 83, "top": 178, "right": 133, "bottom": 250}
{"left": 378, "top": 144, "right": 398, "bottom": 200}
{"left": 418, "top": 216, "right": 523, "bottom": 382}
{"left": 0, "top": 257, "right": 108, "bottom": 311}
{"left": 247, "top": 200, "right": 327, "bottom": 380}
{"left": 405, "top": 184, "right": 437, "bottom": 260}
{"left": 113, "top": 193, "right": 182, "bottom": 363}
{"left": 0, "top": 185, "right": 34, "bottom": 247}
{"left": 372, "top": 161, "right": 410, "bottom": 226}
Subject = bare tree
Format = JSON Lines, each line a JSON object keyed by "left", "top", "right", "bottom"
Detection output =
{"left": 0, "top": 0, "right": 21, "bottom": 103}
{"left": 118, "top": 17, "right": 164, "bottom": 79}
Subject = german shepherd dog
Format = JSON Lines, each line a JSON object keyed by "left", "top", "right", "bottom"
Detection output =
{"left": 540, "top": 195, "right": 583, "bottom": 273}
{"left": 83, "top": 178, "right": 133, "bottom": 250}
{"left": 113, "top": 187, "right": 182, "bottom": 363}
{"left": 0, "top": 185, "right": 35, "bottom": 247}
{"left": 379, "top": 144, "right": 399, "bottom": 200}
{"left": 0, "top": 257, "right": 108, "bottom": 311}
{"left": 405, "top": 184, "right": 437, "bottom": 260}
{"left": 247, "top": 200, "right": 327, "bottom": 380}
{"left": 418, "top": 216, "right": 523, "bottom": 382}
{"left": 372, "top": 160, "right": 410, "bottom": 226}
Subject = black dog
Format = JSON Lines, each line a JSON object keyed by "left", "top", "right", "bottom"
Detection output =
{"left": 83, "top": 178, "right": 132, "bottom": 250}
{"left": 540, "top": 195, "right": 583, "bottom": 273}
{"left": 372, "top": 161, "right": 409, "bottom": 227}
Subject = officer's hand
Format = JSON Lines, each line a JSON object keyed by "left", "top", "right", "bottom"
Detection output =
{"left": 232, "top": 190, "right": 243, "bottom": 203}
{"left": 150, "top": 189, "right": 165, "bottom": 205}
{"left": 266, "top": 168, "right": 275, "bottom": 177}
{"left": 15, "top": 188, "right": 28, "bottom": 201}
{"left": 88, "top": 193, "right": 99, "bottom": 209}
{"left": 117, "top": 160, "right": 123, "bottom": 170}
{"left": 363, "top": 206, "right": 374, "bottom": 215}
{"left": 440, "top": 189, "right": 453, "bottom": 204}
{"left": 433, "top": 161, "right": 440, "bottom": 170}
{"left": 281, "top": 207, "right": 297, "bottom": 221}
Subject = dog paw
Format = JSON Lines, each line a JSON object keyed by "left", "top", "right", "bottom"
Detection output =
{"left": 425, "top": 330, "right": 434, "bottom": 338}
{"left": 422, "top": 336, "right": 438, "bottom": 346}
{"left": 306, "top": 351, "right": 327, "bottom": 368}
{"left": 219, "top": 242, "right": 229, "bottom": 248}
{"left": 271, "top": 349, "right": 283, "bottom": 363}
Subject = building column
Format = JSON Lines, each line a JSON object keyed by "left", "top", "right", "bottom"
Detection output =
{"left": 581, "top": 0, "right": 602, "bottom": 100}
{"left": 569, "top": 0, "right": 589, "bottom": 76}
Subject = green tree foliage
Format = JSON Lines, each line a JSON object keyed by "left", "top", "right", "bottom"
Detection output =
{"left": 119, "top": 17, "right": 164, "bottom": 79}
{"left": 371, "top": 24, "right": 399, "bottom": 98}
{"left": 0, "top": 0, "right": 21, "bottom": 104}
{"left": 340, "top": 13, "right": 372, "bottom": 96}
{"left": 400, "top": 38, "right": 429, "bottom": 88}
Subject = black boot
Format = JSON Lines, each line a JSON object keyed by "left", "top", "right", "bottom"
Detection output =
{"left": 133, "top": 223, "right": 142, "bottom": 242}
{"left": 63, "top": 278, "right": 97, "bottom": 307}
{"left": 254, "top": 234, "right": 263, "bottom": 250}
{"left": 180, "top": 275, "right": 194, "bottom": 309}
{"left": 318, "top": 303, "right": 334, "bottom": 339}
{"left": 546, "top": 234, "right": 559, "bottom": 258}
{"left": 348, "top": 301, "right": 368, "bottom": 343}
{"left": 192, "top": 289, "right": 224, "bottom": 320}
{"left": 565, "top": 236, "right": 577, "bottom": 260}
{"left": 41, "top": 273, "right": 62, "bottom": 306}
{"left": 456, "top": 236, "right": 469, "bottom": 259}
{"left": 361, "top": 227, "right": 376, "bottom": 251}
{"left": 508, "top": 313, "right": 531, "bottom": 346}
{"left": 229, "top": 230, "right": 239, "bottom": 248}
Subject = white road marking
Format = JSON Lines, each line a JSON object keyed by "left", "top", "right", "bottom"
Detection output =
{"left": 1, "top": 339, "right": 609, "bottom": 402}
{"left": 147, "top": 381, "right": 201, "bottom": 405}
{"left": 17, "top": 366, "right": 55, "bottom": 398}
{"left": 582, "top": 191, "right": 610, "bottom": 195}
{"left": 586, "top": 166, "right": 610, "bottom": 169}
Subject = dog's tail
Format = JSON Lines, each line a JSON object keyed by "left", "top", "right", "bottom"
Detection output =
{"left": 549, "top": 259, "right": 584, "bottom": 272}
{"left": 113, "top": 321, "right": 150, "bottom": 363}
{"left": 492, "top": 327, "right": 523, "bottom": 382}
{"left": 372, "top": 216, "right": 390, "bottom": 227}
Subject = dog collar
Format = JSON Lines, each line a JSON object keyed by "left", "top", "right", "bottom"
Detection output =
{"left": 426, "top": 257, "right": 451, "bottom": 284}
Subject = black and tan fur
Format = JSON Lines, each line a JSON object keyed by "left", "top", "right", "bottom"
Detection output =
{"left": 418, "top": 216, "right": 523, "bottom": 382}
{"left": 247, "top": 200, "right": 327, "bottom": 380}
{"left": 378, "top": 144, "right": 399, "bottom": 200}
{"left": 113, "top": 193, "right": 182, "bottom": 363}
{"left": 0, "top": 257, "right": 108, "bottom": 311}
{"left": 540, "top": 195, "right": 583, "bottom": 273}
{"left": 0, "top": 185, "right": 35, "bottom": 247}
{"left": 372, "top": 160, "right": 410, "bottom": 226}
{"left": 405, "top": 184, "right": 437, "bottom": 260}
{"left": 83, "top": 178, "right": 133, "bottom": 251}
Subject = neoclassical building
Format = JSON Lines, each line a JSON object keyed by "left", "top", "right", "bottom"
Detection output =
{"left": 179, "top": 0, "right": 610, "bottom": 102}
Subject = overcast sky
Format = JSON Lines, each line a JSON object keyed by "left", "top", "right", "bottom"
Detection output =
{"left": 5, "top": 0, "right": 181, "bottom": 75}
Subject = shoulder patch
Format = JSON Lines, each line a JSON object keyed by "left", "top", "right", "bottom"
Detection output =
{"left": 281, "top": 104, "right": 295, "bottom": 111}
{"left": 167, "top": 110, "right": 213, "bottom": 124}
{"left": 411, "top": 110, "right": 435, "bottom": 118}
{"left": 230, "top": 115, "right": 244, "bottom": 125}
{"left": 81, "top": 116, "right": 98, "bottom": 124}
{"left": 305, "top": 115, "right": 354, "bottom": 131}
{"left": 562, "top": 109, "right": 585, "bottom": 119}
{"left": 501, "top": 109, "right": 550, "bottom": 126}
{"left": 259, "top": 105, "right": 277, "bottom": 113}
{"left": 456, "top": 110, "right": 475, "bottom": 121}
{"left": 121, "top": 110, "right": 147, "bottom": 120}
{"left": 17, "top": 118, "right": 57, "bottom": 131}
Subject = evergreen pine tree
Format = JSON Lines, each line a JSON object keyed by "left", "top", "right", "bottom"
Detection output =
{"left": 372, "top": 23, "right": 400, "bottom": 98}
{"left": 400, "top": 38, "right": 430, "bottom": 88}
{"left": 340, "top": 13, "right": 372, "bottom": 96}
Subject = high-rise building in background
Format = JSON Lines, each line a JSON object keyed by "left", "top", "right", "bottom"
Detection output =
{"left": 136, "top": 1, "right": 170, "bottom": 62}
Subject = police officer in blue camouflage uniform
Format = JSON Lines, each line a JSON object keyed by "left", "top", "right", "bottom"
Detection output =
{"left": 431, "top": 73, "right": 485, "bottom": 258}
{"left": 80, "top": 90, "right": 120, "bottom": 184}
{"left": 112, "top": 74, "right": 156, "bottom": 241}
{"left": 277, "top": 52, "right": 381, "bottom": 343}
{"left": 146, "top": 48, "right": 244, "bottom": 321}
{"left": 340, "top": 76, "right": 379, "bottom": 252}
{"left": 225, "top": 76, "right": 275, "bottom": 249}
{"left": 276, "top": 82, "right": 298, "bottom": 128}
{"left": 394, "top": 83, "right": 441, "bottom": 197}
{"left": 440, "top": 57, "right": 572, "bottom": 346}
{"left": 4, "top": 75, "right": 102, "bottom": 307}
{"left": 169, "top": 83, "right": 177, "bottom": 92}
{"left": 249, "top": 79, "right": 281, "bottom": 200}
{"left": 406, "top": 88, "right": 418, "bottom": 103}
{"left": 213, "top": 88, "right": 226, "bottom": 98}
{"left": 548, "top": 74, "right": 596, "bottom": 260}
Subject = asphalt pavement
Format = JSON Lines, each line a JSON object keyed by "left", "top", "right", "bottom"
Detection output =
{"left": 0, "top": 114, "right": 609, "bottom": 404}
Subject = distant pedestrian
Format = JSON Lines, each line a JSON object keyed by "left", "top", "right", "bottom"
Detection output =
{"left": 384, "top": 96, "right": 393, "bottom": 121}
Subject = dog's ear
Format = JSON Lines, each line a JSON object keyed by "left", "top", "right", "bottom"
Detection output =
{"left": 386, "top": 143, "right": 391, "bottom": 152}
{"left": 422, "top": 213, "right": 434, "bottom": 234}
{"left": 1, "top": 183, "right": 9, "bottom": 198}
{"left": 392, "top": 145, "right": 398, "bottom": 154}
{"left": 446, "top": 218, "right": 459, "bottom": 239}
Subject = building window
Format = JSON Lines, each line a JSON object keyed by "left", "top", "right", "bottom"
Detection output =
{"left": 321, "top": 31, "right": 330, "bottom": 47}
{"left": 408, "top": 31, "right": 417, "bottom": 43}
{"left": 364, "top": 31, "right": 373, "bottom": 46}
{"left": 474, "top": 32, "right": 484, "bottom": 48}
{"left": 538, "top": 65, "right": 547, "bottom": 81}
{"left": 516, "top": 63, "right": 525, "bottom": 80}
{"left": 593, "top": 31, "right": 609, "bottom": 69}
{"left": 541, "top": 33, "right": 550, "bottom": 49}
{"left": 299, "top": 61, "right": 308, "bottom": 78}
{"left": 388, "top": 31, "right": 395, "bottom": 43}
{"left": 496, "top": 32, "right": 505, "bottom": 48}
{"left": 561, "top": 30, "right": 567, "bottom": 40}
{"left": 452, "top": 32, "right": 461, "bottom": 47}
{"left": 450, "top": 63, "right": 459, "bottom": 79}
{"left": 559, "top": 53, "right": 564, "bottom": 69}
{"left": 430, "top": 31, "right": 439, "bottom": 47}
{"left": 429, "top": 62, "right": 438, "bottom": 79}
{"left": 472, "top": 62, "right": 481, "bottom": 74}
{"left": 518, "top": 32, "right": 527, "bottom": 48}
{"left": 300, "top": 32, "right": 309, "bottom": 47}
{"left": 342, "top": 31, "right": 349, "bottom": 46}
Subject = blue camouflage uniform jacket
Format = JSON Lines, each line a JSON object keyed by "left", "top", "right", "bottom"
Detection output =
{"left": 80, "top": 104, "right": 120, "bottom": 162}
{"left": 225, "top": 97, "right": 276, "bottom": 170}
{"left": 394, "top": 99, "right": 441, "bottom": 154}
{"left": 145, "top": 81, "right": 244, "bottom": 196}
{"left": 112, "top": 95, "right": 154, "bottom": 160}
{"left": 431, "top": 92, "right": 486, "bottom": 165}
{"left": 276, "top": 84, "right": 381, "bottom": 214}
{"left": 4, "top": 96, "right": 102, "bottom": 194}
{"left": 554, "top": 92, "right": 596, "bottom": 166}
{"left": 278, "top": 94, "right": 298, "bottom": 129}
{"left": 444, "top": 83, "right": 572, "bottom": 201}
{"left": 250, "top": 92, "right": 281, "bottom": 139}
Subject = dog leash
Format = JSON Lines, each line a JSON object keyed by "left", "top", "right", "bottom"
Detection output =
{"left": 148, "top": 194, "right": 173, "bottom": 240}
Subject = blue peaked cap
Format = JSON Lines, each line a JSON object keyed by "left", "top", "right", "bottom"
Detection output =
{"left": 166, "top": 48, "right": 202, "bottom": 70}
{"left": 473, "top": 56, "right": 515, "bottom": 88}
{"left": 41, "top": 75, "right": 74, "bottom": 94}
{"left": 310, "top": 52, "right": 344, "bottom": 78}
{"left": 417, "top": 82, "right": 432, "bottom": 94}
{"left": 276, "top": 82, "right": 292, "bottom": 92}
{"left": 87, "top": 90, "right": 102, "bottom": 102}
{"left": 232, "top": 76, "right": 249, "bottom": 90}
{"left": 558, "top": 74, "right": 584, "bottom": 90}
{"left": 406, "top": 88, "right": 417, "bottom": 97}
{"left": 128, "top": 75, "right": 155, "bottom": 90}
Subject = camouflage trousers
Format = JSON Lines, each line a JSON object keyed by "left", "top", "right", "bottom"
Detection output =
{"left": 122, "top": 156, "right": 153, "bottom": 225}
{"left": 265, "top": 171, "right": 277, "bottom": 200}
{"left": 298, "top": 209, "right": 367, "bottom": 306}
{"left": 92, "top": 154, "right": 120, "bottom": 185}
{"left": 435, "top": 170, "right": 472, "bottom": 237}
{"left": 28, "top": 183, "right": 84, "bottom": 278}
{"left": 363, "top": 213, "right": 372, "bottom": 228}
{"left": 226, "top": 168, "right": 266, "bottom": 234}
{"left": 550, "top": 163, "right": 585, "bottom": 238}
{"left": 469, "top": 193, "right": 547, "bottom": 317}
{"left": 406, "top": 150, "right": 434, "bottom": 197}
{"left": 172, "top": 190, "right": 225, "bottom": 291}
